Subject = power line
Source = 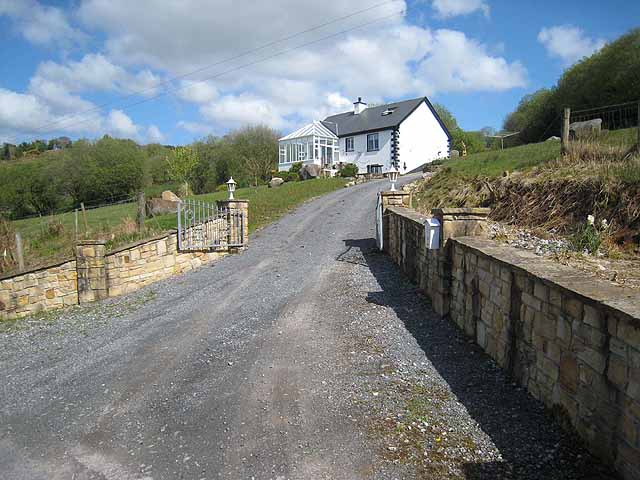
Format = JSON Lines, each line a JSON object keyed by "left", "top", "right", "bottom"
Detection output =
{"left": 41, "top": 8, "right": 405, "bottom": 134}
{"left": 32, "top": 0, "right": 403, "bottom": 134}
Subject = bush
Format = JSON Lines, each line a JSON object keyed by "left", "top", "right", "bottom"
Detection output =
{"left": 340, "top": 163, "right": 358, "bottom": 177}
{"left": 289, "top": 162, "right": 303, "bottom": 175}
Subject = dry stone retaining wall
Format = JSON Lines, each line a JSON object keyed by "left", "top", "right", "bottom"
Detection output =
{"left": 0, "top": 260, "right": 78, "bottom": 320}
{"left": 383, "top": 203, "right": 640, "bottom": 480}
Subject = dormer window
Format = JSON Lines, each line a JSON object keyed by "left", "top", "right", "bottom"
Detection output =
{"left": 381, "top": 107, "right": 396, "bottom": 116}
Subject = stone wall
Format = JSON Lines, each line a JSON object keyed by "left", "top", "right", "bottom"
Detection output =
{"left": 105, "top": 232, "right": 225, "bottom": 298}
{"left": 383, "top": 203, "right": 640, "bottom": 480}
{"left": 0, "top": 260, "right": 78, "bottom": 320}
{"left": 0, "top": 199, "right": 248, "bottom": 321}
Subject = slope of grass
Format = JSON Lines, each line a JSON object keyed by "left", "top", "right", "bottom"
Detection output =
{"left": 7, "top": 178, "right": 346, "bottom": 275}
{"left": 436, "top": 128, "right": 636, "bottom": 178}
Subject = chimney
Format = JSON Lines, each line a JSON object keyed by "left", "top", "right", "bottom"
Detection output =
{"left": 353, "top": 97, "right": 367, "bottom": 115}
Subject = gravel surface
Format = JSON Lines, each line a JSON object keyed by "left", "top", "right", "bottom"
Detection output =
{"left": 0, "top": 174, "right": 616, "bottom": 479}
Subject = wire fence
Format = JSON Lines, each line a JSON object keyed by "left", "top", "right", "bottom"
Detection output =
{"left": 567, "top": 101, "right": 640, "bottom": 153}
{"left": 1, "top": 193, "right": 155, "bottom": 277}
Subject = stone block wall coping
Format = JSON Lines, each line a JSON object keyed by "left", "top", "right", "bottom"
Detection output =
{"left": 381, "top": 190, "right": 410, "bottom": 196}
{"left": 106, "top": 230, "right": 177, "bottom": 256}
{"left": 432, "top": 207, "right": 491, "bottom": 216}
{"left": 76, "top": 239, "right": 107, "bottom": 246}
{"left": 386, "top": 206, "right": 429, "bottom": 223}
{"left": 0, "top": 257, "right": 75, "bottom": 282}
{"left": 384, "top": 206, "right": 639, "bottom": 322}
{"left": 454, "top": 236, "right": 640, "bottom": 323}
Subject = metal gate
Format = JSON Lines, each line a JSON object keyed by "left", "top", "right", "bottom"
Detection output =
{"left": 177, "top": 199, "right": 245, "bottom": 251}
{"left": 375, "top": 192, "right": 383, "bottom": 251}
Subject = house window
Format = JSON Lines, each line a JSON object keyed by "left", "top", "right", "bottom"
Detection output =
{"left": 367, "top": 133, "right": 379, "bottom": 152}
{"left": 345, "top": 137, "right": 354, "bottom": 152}
{"left": 367, "top": 164, "right": 382, "bottom": 174}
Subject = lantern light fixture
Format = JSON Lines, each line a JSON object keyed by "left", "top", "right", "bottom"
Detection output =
{"left": 226, "top": 177, "right": 237, "bottom": 200}
{"left": 388, "top": 165, "right": 399, "bottom": 191}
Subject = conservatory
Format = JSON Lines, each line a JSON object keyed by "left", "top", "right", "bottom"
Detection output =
{"left": 278, "top": 121, "right": 339, "bottom": 171}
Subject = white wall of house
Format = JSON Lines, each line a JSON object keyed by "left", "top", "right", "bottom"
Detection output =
{"left": 398, "top": 101, "right": 449, "bottom": 174}
{"left": 339, "top": 129, "right": 392, "bottom": 174}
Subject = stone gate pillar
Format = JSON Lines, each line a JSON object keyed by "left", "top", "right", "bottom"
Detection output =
{"left": 75, "top": 240, "right": 108, "bottom": 304}
{"left": 217, "top": 199, "right": 249, "bottom": 248}
{"left": 380, "top": 190, "right": 410, "bottom": 210}
{"left": 431, "top": 208, "right": 490, "bottom": 244}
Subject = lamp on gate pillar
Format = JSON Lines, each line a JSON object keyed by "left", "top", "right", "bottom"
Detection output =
{"left": 226, "top": 177, "right": 237, "bottom": 200}
{"left": 388, "top": 165, "right": 399, "bottom": 191}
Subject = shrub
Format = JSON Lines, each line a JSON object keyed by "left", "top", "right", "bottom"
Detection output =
{"left": 340, "top": 163, "right": 358, "bottom": 177}
{"left": 289, "top": 162, "right": 303, "bottom": 175}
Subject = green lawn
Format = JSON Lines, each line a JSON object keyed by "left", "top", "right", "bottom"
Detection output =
{"left": 9, "top": 178, "right": 347, "bottom": 274}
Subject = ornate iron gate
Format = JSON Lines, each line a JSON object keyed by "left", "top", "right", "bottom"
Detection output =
{"left": 177, "top": 199, "right": 245, "bottom": 251}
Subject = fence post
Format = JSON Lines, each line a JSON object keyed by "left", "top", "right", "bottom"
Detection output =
{"left": 15, "top": 232, "right": 24, "bottom": 272}
{"left": 561, "top": 107, "right": 571, "bottom": 155}
{"left": 136, "top": 192, "right": 146, "bottom": 232}
{"left": 80, "top": 202, "right": 89, "bottom": 237}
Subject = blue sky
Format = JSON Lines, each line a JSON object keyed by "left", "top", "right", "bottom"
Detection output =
{"left": 1, "top": 0, "right": 638, "bottom": 146}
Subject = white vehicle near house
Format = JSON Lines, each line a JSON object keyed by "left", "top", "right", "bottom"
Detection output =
{"left": 278, "top": 96, "right": 451, "bottom": 175}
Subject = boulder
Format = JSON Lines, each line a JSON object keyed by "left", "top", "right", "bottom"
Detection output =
{"left": 450, "top": 150, "right": 460, "bottom": 158}
{"left": 269, "top": 177, "right": 285, "bottom": 188}
{"left": 546, "top": 136, "right": 561, "bottom": 141}
{"left": 161, "top": 190, "right": 181, "bottom": 202}
{"left": 569, "top": 118, "right": 602, "bottom": 139}
{"left": 146, "top": 198, "right": 179, "bottom": 217}
{"left": 299, "top": 164, "right": 321, "bottom": 180}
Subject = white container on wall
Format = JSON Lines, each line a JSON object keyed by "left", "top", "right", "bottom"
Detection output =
{"left": 425, "top": 218, "right": 441, "bottom": 250}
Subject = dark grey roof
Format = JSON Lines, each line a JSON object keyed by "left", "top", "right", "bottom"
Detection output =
{"left": 322, "top": 97, "right": 450, "bottom": 139}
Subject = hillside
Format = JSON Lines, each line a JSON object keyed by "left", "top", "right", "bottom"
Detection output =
{"left": 412, "top": 128, "right": 640, "bottom": 256}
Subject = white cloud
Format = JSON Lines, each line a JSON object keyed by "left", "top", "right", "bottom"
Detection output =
{"left": 0, "top": 0, "right": 85, "bottom": 48}
{"left": 176, "top": 81, "right": 218, "bottom": 104}
{"left": 34, "top": 54, "right": 161, "bottom": 97}
{"left": 2, "top": 0, "right": 528, "bottom": 141}
{"left": 177, "top": 121, "right": 215, "bottom": 136}
{"left": 107, "top": 110, "right": 139, "bottom": 138}
{"left": 201, "top": 94, "right": 288, "bottom": 130}
{"left": 538, "top": 25, "right": 606, "bottom": 65}
{"left": 146, "top": 125, "right": 165, "bottom": 143}
{"left": 432, "top": 0, "right": 490, "bottom": 18}
{"left": 418, "top": 29, "right": 526, "bottom": 92}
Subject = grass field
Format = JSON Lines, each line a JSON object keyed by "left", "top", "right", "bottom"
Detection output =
{"left": 7, "top": 178, "right": 347, "bottom": 275}
{"left": 436, "top": 128, "right": 637, "bottom": 178}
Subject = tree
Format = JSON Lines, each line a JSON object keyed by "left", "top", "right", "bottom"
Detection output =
{"left": 228, "top": 125, "right": 279, "bottom": 187}
{"left": 433, "top": 103, "right": 459, "bottom": 131}
{"left": 166, "top": 145, "right": 199, "bottom": 196}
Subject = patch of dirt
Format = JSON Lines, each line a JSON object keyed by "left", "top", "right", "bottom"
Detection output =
{"left": 488, "top": 222, "right": 640, "bottom": 290}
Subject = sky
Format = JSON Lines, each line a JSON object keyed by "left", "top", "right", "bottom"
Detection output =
{"left": 0, "top": 0, "right": 638, "bottom": 146}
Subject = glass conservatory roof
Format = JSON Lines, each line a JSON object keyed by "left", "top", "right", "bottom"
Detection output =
{"left": 279, "top": 121, "right": 338, "bottom": 141}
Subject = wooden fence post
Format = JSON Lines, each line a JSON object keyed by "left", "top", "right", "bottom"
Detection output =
{"left": 136, "top": 192, "right": 146, "bottom": 232}
{"left": 15, "top": 232, "right": 24, "bottom": 272}
{"left": 80, "top": 202, "right": 89, "bottom": 237}
{"left": 561, "top": 107, "right": 570, "bottom": 155}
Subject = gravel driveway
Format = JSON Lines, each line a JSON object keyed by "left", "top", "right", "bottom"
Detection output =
{"left": 0, "top": 176, "right": 616, "bottom": 479}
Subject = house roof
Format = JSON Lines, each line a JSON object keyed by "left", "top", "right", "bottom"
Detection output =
{"left": 278, "top": 120, "right": 338, "bottom": 141}
{"left": 322, "top": 96, "right": 451, "bottom": 139}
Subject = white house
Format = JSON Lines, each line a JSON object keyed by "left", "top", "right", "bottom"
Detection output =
{"left": 278, "top": 97, "right": 451, "bottom": 174}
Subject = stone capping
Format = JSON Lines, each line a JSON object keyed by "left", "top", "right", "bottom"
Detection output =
{"left": 386, "top": 205, "right": 639, "bottom": 324}
{"left": 431, "top": 207, "right": 491, "bottom": 216}
{"left": 0, "top": 257, "right": 75, "bottom": 282}
{"left": 106, "top": 230, "right": 177, "bottom": 256}
{"left": 454, "top": 236, "right": 640, "bottom": 324}
{"left": 385, "top": 205, "right": 428, "bottom": 223}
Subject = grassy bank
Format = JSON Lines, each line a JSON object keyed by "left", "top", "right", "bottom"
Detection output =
{"left": 413, "top": 128, "right": 639, "bottom": 249}
{"left": 6, "top": 178, "right": 347, "bottom": 275}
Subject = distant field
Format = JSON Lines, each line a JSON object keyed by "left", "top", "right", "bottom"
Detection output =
{"left": 8, "top": 178, "right": 347, "bottom": 275}
{"left": 438, "top": 127, "right": 636, "bottom": 178}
